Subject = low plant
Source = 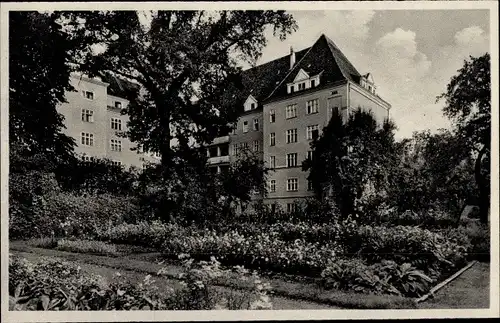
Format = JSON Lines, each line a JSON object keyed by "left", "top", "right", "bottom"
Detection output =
{"left": 9, "top": 254, "right": 273, "bottom": 310}
{"left": 55, "top": 239, "right": 118, "bottom": 256}
{"left": 321, "top": 258, "right": 434, "bottom": 298}
{"left": 27, "top": 237, "right": 58, "bottom": 249}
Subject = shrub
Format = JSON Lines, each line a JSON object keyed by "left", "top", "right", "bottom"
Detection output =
{"left": 162, "top": 229, "right": 342, "bottom": 277}
{"left": 440, "top": 221, "right": 490, "bottom": 262}
{"left": 55, "top": 239, "right": 118, "bottom": 256}
{"left": 27, "top": 237, "right": 58, "bottom": 249}
{"left": 9, "top": 254, "right": 272, "bottom": 310}
{"left": 342, "top": 225, "right": 468, "bottom": 276}
{"left": 321, "top": 259, "right": 434, "bottom": 298}
{"left": 98, "top": 221, "right": 185, "bottom": 249}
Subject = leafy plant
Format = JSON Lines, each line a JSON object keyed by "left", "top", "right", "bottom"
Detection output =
{"left": 55, "top": 239, "right": 118, "bottom": 256}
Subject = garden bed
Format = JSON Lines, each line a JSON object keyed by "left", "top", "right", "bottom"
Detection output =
{"left": 9, "top": 241, "right": 416, "bottom": 309}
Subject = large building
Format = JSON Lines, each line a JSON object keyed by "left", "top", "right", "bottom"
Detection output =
{"left": 208, "top": 34, "right": 391, "bottom": 211}
{"left": 58, "top": 34, "right": 391, "bottom": 211}
{"left": 57, "top": 73, "right": 160, "bottom": 168}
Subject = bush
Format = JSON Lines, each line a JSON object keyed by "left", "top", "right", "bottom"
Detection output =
{"left": 27, "top": 237, "right": 58, "bottom": 249}
{"left": 9, "top": 254, "right": 272, "bottom": 310}
{"left": 98, "top": 221, "right": 184, "bottom": 249}
{"left": 321, "top": 259, "right": 434, "bottom": 298}
{"left": 162, "top": 228, "right": 342, "bottom": 277}
{"left": 11, "top": 191, "right": 141, "bottom": 240}
{"left": 440, "top": 220, "right": 490, "bottom": 262}
{"left": 342, "top": 225, "right": 468, "bottom": 277}
{"left": 55, "top": 239, "right": 118, "bottom": 256}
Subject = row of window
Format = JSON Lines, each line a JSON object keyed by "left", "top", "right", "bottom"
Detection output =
{"left": 241, "top": 118, "right": 259, "bottom": 133}
{"left": 268, "top": 99, "right": 319, "bottom": 123}
{"left": 233, "top": 140, "right": 260, "bottom": 155}
{"left": 268, "top": 125, "right": 319, "bottom": 146}
{"left": 82, "top": 109, "right": 123, "bottom": 130}
{"left": 80, "top": 132, "right": 122, "bottom": 152}
{"left": 268, "top": 151, "right": 313, "bottom": 169}
{"left": 81, "top": 91, "right": 123, "bottom": 109}
{"left": 268, "top": 178, "right": 314, "bottom": 193}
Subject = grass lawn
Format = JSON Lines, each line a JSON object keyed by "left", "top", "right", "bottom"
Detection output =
{"left": 9, "top": 240, "right": 416, "bottom": 309}
{"left": 417, "top": 262, "right": 490, "bottom": 309}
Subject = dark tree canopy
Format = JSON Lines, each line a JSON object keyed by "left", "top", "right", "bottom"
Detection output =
{"left": 437, "top": 53, "right": 491, "bottom": 223}
{"left": 60, "top": 10, "right": 297, "bottom": 168}
{"left": 303, "top": 108, "right": 398, "bottom": 219}
{"left": 9, "top": 11, "right": 77, "bottom": 162}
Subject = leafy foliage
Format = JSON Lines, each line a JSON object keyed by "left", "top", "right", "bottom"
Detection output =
{"left": 437, "top": 53, "right": 491, "bottom": 223}
{"left": 9, "top": 254, "right": 272, "bottom": 310}
{"left": 303, "top": 108, "right": 399, "bottom": 219}
{"left": 55, "top": 239, "right": 118, "bottom": 256}
{"left": 9, "top": 11, "right": 76, "bottom": 161}
{"left": 61, "top": 10, "right": 297, "bottom": 167}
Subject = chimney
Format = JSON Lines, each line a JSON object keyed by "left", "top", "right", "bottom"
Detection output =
{"left": 290, "top": 46, "right": 295, "bottom": 69}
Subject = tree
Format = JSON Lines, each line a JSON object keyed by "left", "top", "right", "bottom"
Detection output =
{"left": 60, "top": 10, "right": 297, "bottom": 170}
{"left": 391, "top": 129, "right": 476, "bottom": 217}
{"left": 218, "top": 148, "right": 268, "bottom": 217}
{"left": 437, "top": 53, "right": 490, "bottom": 223}
{"left": 303, "top": 109, "right": 399, "bottom": 219}
{"left": 9, "top": 11, "right": 77, "bottom": 163}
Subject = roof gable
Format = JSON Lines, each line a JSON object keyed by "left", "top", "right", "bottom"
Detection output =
{"left": 265, "top": 34, "right": 362, "bottom": 102}
{"left": 293, "top": 69, "right": 310, "bottom": 82}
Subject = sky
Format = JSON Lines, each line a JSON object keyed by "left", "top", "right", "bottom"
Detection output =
{"left": 249, "top": 10, "right": 491, "bottom": 139}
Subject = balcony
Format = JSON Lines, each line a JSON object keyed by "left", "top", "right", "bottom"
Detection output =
{"left": 208, "top": 136, "right": 230, "bottom": 146}
{"left": 208, "top": 155, "right": 230, "bottom": 165}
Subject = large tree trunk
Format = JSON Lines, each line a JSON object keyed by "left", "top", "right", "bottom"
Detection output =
{"left": 475, "top": 145, "right": 489, "bottom": 224}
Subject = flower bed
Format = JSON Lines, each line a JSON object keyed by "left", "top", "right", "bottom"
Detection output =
{"left": 8, "top": 254, "right": 272, "bottom": 310}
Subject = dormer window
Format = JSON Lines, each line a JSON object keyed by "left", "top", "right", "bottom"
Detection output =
{"left": 362, "top": 73, "right": 376, "bottom": 94}
{"left": 287, "top": 69, "right": 321, "bottom": 94}
{"left": 244, "top": 95, "right": 258, "bottom": 112}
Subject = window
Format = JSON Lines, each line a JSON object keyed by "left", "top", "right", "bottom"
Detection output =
{"left": 287, "top": 178, "right": 298, "bottom": 191}
{"left": 81, "top": 132, "right": 94, "bottom": 146}
{"left": 269, "top": 180, "right": 276, "bottom": 193}
{"left": 251, "top": 103, "right": 256, "bottom": 110}
{"left": 311, "top": 79, "right": 316, "bottom": 88}
{"left": 111, "top": 161, "right": 122, "bottom": 167}
{"left": 307, "top": 125, "right": 319, "bottom": 140}
{"left": 308, "top": 180, "right": 314, "bottom": 191}
{"left": 110, "top": 139, "right": 122, "bottom": 152}
{"left": 253, "top": 119, "right": 259, "bottom": 131}
{"left": 286, "top": 129, "right": 297, "bottom": 143}
{"left": 270, "top": 110, "right": 276, "bottom": 123}
{"left": 269, "top": 156, "right": 276, "bottom": 169}
{"left": 111, "top": 118, "right": 122, "bottom": 130}
{"left": 298, "top": 82, "right": 306, "bottom": 91}
{"left": 269, "top": 133, "right": 275, "bottom": 146}
{"left": 233, "top": 144, "right": 239, "bottom": 156}
{"left": 115, "top": 101, "right": 122, "bottom": 109}
{"left": 81, "top": 109, "right": 94, "bottom": 123}
{"left": 242, "top": 142, "right": 249, "bottom": 150}
{"left": 286, "top": 104, "right": 297, "bottom": 119}
{"left": 307, "top": 150, "right": 314, "bottom": 161}
{"left": 243, "top": 121, "right": 249, "bottom": 133}
{"left": 287, "top": 203, "right": 297, "bottom": 213}
{"left": 290, "top": 85, "right": 295, "bottom": 93}
{"left": 253, "top": 140, "right": 259, "bottom": 152}
{"left": 307, "top": 99, "right": 319, "bottom": 114}
{"left": 82, "top": 91, "right": 94, "bottom": 100}
{"left": 286, "top": 153, "right": 297, "bottom": 167}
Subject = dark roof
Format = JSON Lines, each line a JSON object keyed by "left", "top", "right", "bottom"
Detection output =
{"left": 100, "top": 72, "right": 140, "bottom": 100}
{"left": 263, "top": 34, "right": 362, "bottom": 102}
{"left": 239, "top": 47, "right": 309, "bottom": 102}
